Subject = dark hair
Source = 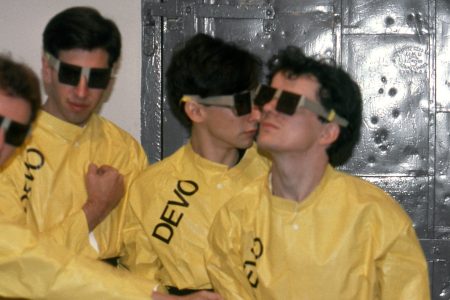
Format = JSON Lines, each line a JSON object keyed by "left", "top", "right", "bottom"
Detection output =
{"left": 267, "top": 46, "right": 362, "bottom": 166}
{"left": 43, "top": 6, "right": 121, "bottom": 67}
{"left": 0, "top": 54, "right": 41, "bottom": 123}
{"left": 166, "top": 33, "right": 262, "bottom": 127}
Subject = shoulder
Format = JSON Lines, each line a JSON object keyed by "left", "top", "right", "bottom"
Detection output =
{"left": 221, "top": 175, "right": 267, "bottom": 216}
{"left": 92, "top": 115, "right": 139, "bottom": 142}
{"left": 130, "top": 146, "right": 186, "bottom": 186}
{"left": 328, "top": 169, "right": 413, "bottom": 225}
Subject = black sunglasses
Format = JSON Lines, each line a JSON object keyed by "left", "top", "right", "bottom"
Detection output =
{"left": 253, "top": 84, "right": 348, "bottom": 127}
{"left": 0, "top": 115, "right": 30, "bottom": 147}
{"left": 181, "top": 90, "right": 253, "bottom": 116}
{"left": 46, "top": 53, "right": 112, "bottom": 89}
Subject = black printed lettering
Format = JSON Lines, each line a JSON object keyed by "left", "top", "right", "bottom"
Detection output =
{"left": 243, "top": 261, "right": 259, "bottom": 288}
{"left": 244, "top": 237, "right": 264, "bottom": 289}
{"left": 152, "top": 179, "right": 199, "bottom": 244}
{"left": 20, "top": 148, "right": 45, "bottom": 205}
{"left": 177, "top": 180, "right": 198, "bottom": 196}
{"left": 160, "top": 204, "right": 183, "bottom": 226}
{"left": 152, "top": 223, "right": 173, "bottom": 244}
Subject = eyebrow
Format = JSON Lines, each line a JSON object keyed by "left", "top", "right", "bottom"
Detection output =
{"left": 45, "top": 52, "right": 112, "bottom": 74}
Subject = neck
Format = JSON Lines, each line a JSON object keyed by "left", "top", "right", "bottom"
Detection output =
{"left": 270, "top": 151, "right": 328, "bottom": 203}
{"left": 190, "top": 129, "right": 240, "bottom": 168}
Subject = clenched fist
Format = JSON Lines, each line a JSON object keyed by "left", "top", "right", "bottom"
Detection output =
{"left": 82, "top": 163, "right": 124, "bottom": 231}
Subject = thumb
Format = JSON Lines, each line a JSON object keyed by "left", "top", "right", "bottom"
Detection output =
{"left": 87, "top": 163, "right": 98, "bottom": 175}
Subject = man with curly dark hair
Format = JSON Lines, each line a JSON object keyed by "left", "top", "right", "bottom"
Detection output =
{"left": 206, "top": 46, "right": 430, "bottom": 300}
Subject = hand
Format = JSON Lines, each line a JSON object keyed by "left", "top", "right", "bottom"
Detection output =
{"left": 82, "top": 163, "right": 124, "bottom": 231}
{"left": 151, "top": 291, "right": 223, "bottom": 300}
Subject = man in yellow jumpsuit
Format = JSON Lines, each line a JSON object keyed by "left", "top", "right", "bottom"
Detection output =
{"left": 0, "top": 6, "right": 148, "bottom": 259}
{"left": 0, "top": 54, "right": 154, "bottom": 299}
{"left": 119, "top": 34, "right": 270, "bottom": 299}
{"left": 206, "top": 46, "right": 430, "bottom": 299}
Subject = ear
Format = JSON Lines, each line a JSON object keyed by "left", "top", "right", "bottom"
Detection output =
{"left": 41, "top": 53, "right": 53, "bottom": 84}
{"left": 184, "top": 101, "right": 206, "bottom": 124}
{"left": 319, "top": 122, "right": 340, "bottom": 146}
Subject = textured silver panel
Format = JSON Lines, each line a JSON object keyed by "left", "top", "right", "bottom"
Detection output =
{"left": 341, "top": 36, "right": 429, "bottom": 175}
{"left": 435, "top": 112, "right": 450, "bottom": 238}
{"left": 207, "top": 1, "right": 335, "bottom": 65}
{"left": 343, "top": 0, "right": 429, "bottom": 36}
{"left": 422, "top": 240, "right": 450, "bottom": 299}
{"left": 141, "top": 0, "right": 163, "bottom": 162}
{"left": 437, "top": 0, "right": 450, "bottom": 111}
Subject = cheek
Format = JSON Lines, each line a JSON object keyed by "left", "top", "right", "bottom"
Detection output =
{"left": 0, "top": 145, "right": 17, "bottom": 165}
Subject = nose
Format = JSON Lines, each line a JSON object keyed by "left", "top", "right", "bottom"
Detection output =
{"left": 248, "top": 105, "right": 262, "bottom": 122}
{"left": 74, "top": 75, "right": 89, "bottom": 98}
{"left": 262, "top": 97, "right": 278, "bottom": 113}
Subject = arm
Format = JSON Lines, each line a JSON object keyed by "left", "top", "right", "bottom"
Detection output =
{"left": 377, "top": 223, "right": 430, "bottom": 300}
{"left": 118, "top": 194, "right": 161, "bottom": 289}
{"left": 33, "top": 163, "right": 126, "bottom": 258}
{"left": 0, "top": 219, "right": 152, "bottom": 300}
{"left": 206, "top": 207, "right": 254, "bottom": 300}
{"left": 83, "top": 163, "right": 124, "bottom": 231}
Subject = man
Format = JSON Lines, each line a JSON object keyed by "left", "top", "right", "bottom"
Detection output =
{"left": 206, "top": 46, "right": 430, "bottom": 299}
{"left": 119, "top": 33, "right": 269, "bottom": 298}
{"left": 0, "top": 6, "right": 148, "bottom": 259}
{"left": 0, "top": 54, "right": 154, "bottom": 299}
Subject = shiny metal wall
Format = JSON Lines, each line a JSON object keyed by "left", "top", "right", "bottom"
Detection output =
{"left": 141, "top": 0, "right": 450, "bottom": 298}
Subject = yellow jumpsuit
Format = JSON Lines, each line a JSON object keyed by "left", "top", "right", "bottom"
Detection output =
{"left": 206, "top": 165, "right": 430, "bottom": 300}
{"left": 120, "top": 142, "right": 270, "bottom": 291}
{"left": 0, "top": 218, "right": 152, "bottom": 299}
{"left": 0, "top": 111, "right": 148, "bottom": 258}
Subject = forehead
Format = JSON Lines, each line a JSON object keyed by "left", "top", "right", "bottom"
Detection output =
{"left": 57, "top": 48, "right": 109, "bottom": 69}
{"left": 0, "top": 91, "right": 31, "bottom": 124}
{"left": 271, "top": 72, "right": 320, "bottom": 102}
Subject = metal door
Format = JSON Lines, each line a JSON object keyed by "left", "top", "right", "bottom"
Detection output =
{"left": 141, "top": 0, "right": 450, "bottom": 298}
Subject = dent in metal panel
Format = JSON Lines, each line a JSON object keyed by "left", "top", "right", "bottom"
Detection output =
{"left": 436, "top": 0, "right": 450, "bottom": 111}
{"left": 343, "top": 0, "right": 429, "bottom": 36}
{"left": 435, "top": 112, "right": 450, "bottom": 238}
{"left": 362, "top": 176, "right": 429, "bottom": 238}
{"left": 341, "top": 36, "right": 429, "bottom": 176}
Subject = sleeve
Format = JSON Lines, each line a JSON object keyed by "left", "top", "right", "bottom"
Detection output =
{"left": 206, "top": 205, "right": 255, "bottom": 300}
{"left": 41, "top": 210, "right": 98, "bottom": 257}
{"left": 377, "top": 223, "right": 431, "bottom": 300}
{"left": 94, "top": 139, "right": 149, "bottom": 258}
{"left": 0, "top": 219, "right": 152, "bottom": 300}
{"left": 0, "top": 162, "right": 28, "bottom": 226}
{"left": 118, "top": 188, "right": 161, "bottom": 291}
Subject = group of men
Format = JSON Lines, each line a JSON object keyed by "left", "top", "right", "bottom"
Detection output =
{"left": 0, "top": 5, "right": 430, "bottom": 300}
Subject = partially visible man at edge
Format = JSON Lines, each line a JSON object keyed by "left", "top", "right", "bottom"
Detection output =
{"left": 0, "top": 54, "right": 154, "bottom": 299}
{"left": 0, "top": 6, "right": 148, "bottom": 259}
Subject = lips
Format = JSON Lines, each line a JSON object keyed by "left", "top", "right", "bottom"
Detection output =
{"left": 68, "top": 102, "right": 89, "bottom": 112}
{"left": 260, "top": 121, "right": 279, "bottom": 131}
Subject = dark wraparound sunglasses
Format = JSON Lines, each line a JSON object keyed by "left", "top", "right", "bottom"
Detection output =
{"left": 253, "top": 84, "right": 349, "bottom": 127}
{"left": 46, "top": 53, "right": 112, "bottom": 89}
{"left": 0, "top": 116, "right": 30, "bottom": 147}
{"left": 180, "top": 90, "right": 253, "bottom": 116}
